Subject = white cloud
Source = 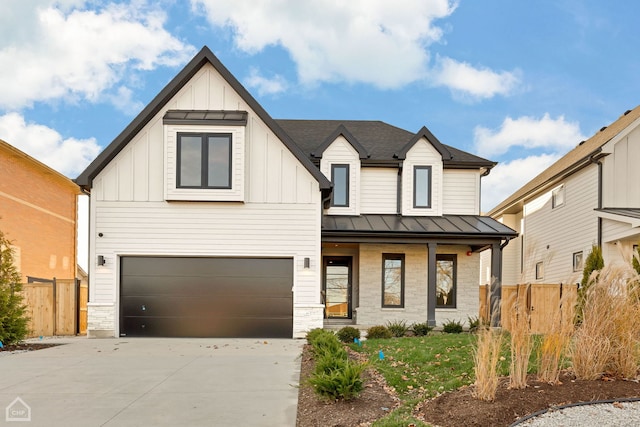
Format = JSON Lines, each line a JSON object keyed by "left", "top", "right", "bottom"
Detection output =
{"left": 474, "top": 113, "right": 586, "bottom": 158}
{"left": 191, "top": 0, "right": 518, "bottom": 98}
{"left": 481, "top": 153, "right": 562, "bottom": 213}
{"left": 244, "top": 68, "right": 288, "bottom": 96}
{"left": 0, "top": 112, "right": 101, "bottom": 177}
{"left": 0, "top": 1, "right": 195, "bottom": 110}
{"left": 432, "top": 56, "right": 521, "bottom": 100}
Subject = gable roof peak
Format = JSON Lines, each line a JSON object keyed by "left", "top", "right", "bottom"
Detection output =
{"left": 311, "top": 124, "right": 369, "bottom": 159}
{"left": 394, "top": 125, "right": 452, "bottom": 160}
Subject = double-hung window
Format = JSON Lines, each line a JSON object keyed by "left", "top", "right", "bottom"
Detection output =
{"left": 436, "top": 254, "right": 456, "bottom": 308}
{"left": 177, "top": 133, "right": 231, "bottom": 189}
{"left": 331, "top": 164, "right": 349, "bottom": 207}
{"left": 414, "top": 166, "right": 432, "bottom": 208}
{"left": 382, "top": 254, "right": 404, "bottom": 308}
{"left": 552, "top": 185, "right": 565, "bottom": 208}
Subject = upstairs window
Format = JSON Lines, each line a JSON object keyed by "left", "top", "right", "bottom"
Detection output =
{"left": 552, "top": 185, "right": 565, "bottom": 208}
{"left": 331, "top": 164, "right": 349, "bottom": 207}
{"left": 414, "top": 166, "right": 432, "bottom": 208}
{"left": 177, "top": 133, "right": 231, "bottom": 189}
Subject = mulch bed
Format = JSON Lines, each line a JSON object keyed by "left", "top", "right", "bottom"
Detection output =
{"left": 0, "top": 343, "right": 60, "bottom": 352}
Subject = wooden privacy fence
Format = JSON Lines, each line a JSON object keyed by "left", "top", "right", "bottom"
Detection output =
{"left": 479, "top": 283, "right": 578, "bottom": 334}
{"left": 21, "top": 277, "right": 88, "bottom": 337}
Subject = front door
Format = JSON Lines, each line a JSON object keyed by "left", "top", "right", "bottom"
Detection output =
{"left": 323, "top": 257, "right": 352, "bottom": 319}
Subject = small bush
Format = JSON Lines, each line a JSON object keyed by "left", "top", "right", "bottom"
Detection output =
{"left": 411, "top": 322, "right": 433, "bottom": 336}
{"left": 336, "top": 326, "right": 361, "bottom": 343}
{"left": 308, "top": 361, "right": 366, "bottom": 400}
{"left": 311, "top": 334, "right": 347, "bottom": 358}
{"left": 306, "top": 328, "right": 334, "bottom": 345}
{"left": 314, "top": 352, "right": 348, "bottom": 374}
{"left": 442, "top": 319, "right": 463, "bottom": 334}
{"left": 0, "top": 229, "right": 29, "bottom": 345}
{"left": 467, "top": 316, "right": 481, "bottom": 332}
{"left": 366, "top": 325, "right": 393, "bottom": 339}
{"left": 386, "top": 320, "right": 409, "bottom": 337}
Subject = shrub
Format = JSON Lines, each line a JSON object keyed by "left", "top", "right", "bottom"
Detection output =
{"left": 308, "top": 360, "right": 366, "bottom": 400}
{"left": 336, "top": 326, "right": 361, "bottom": 343}
{"left": 306, "top": 328, "right": 333, "bottom": 345}
{"left": 442, "top": 319, "right": 463, "bottom": 334}
{"left": 411, "top": 322, "right": 433, "bottom": 336}
{"left": 366, "top": 325, "right": 393, "bottom": 339}
{"left": 472, "top": 326, "right": 504, "bottom": 401}
{"left": 576, "top": 245, "right": 604, "bottom": 324}
{"left": 311, "top": 333, "right": 347, "bottom": 359}
{"left": 467, "top": 316, "right": 481, "bottom": 333}
{"left": 314, "top": 352, "right": 348, "bottom": 374}
{"left": 0, "top": 229, "right": 29, "bottom": 345}
{"left": 386, "top": 320, "right": 409, "bottom": 337}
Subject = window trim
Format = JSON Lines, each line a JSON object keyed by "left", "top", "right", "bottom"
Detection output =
{"left": 436, "top": 254, "right": 457, "bottom": 308}
{"left": 413, "top": 165, "right": 432, "bottom": 208}
{"left": 535, "top": 261, "right": 544, "bottom": 280}
{"left": 330, "top": 164, "right": 350, "bottom": 207}
{"left": 552, "top": 184, "right": 565, "bottom": 209}
{"left": 381, "top": 253, "right": 405, "bottom": 308}
{"left": 176, "top": 132, "right": 232, "bottom": 189}
{"left": 573, "top": 251, "right": 584, "bottom": 272}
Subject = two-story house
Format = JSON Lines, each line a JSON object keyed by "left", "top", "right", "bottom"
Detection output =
{"left": 487, "top": 105, "right": 640, "bottom": 288}
{"left": 76, "top": 46, "right": 515, "bottom": 338}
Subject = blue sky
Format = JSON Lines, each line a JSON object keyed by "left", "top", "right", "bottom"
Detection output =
{"left": 2, "top": 0, "right": 640, "bottom": 215}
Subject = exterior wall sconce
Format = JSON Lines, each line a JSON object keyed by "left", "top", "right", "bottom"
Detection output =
{"left": 97, "top": 255, "right": 106, "bottom": 266}
{"left": 303, "top": 257, "right": 310, "bottom": 269}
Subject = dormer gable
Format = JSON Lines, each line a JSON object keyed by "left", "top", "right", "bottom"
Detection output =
{"left": 312, "top": 124, "right": 369, "bottom": 160}
{"left": 394, "top": 126, "right": 452, "bottom": 161}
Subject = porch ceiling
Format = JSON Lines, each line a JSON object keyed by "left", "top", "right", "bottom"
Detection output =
{"left": 322, "top": 214, "right": 518, "bottom": 242}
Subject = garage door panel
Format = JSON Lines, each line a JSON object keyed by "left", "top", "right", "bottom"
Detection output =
{"left": 120, "top": 256, "right": 293, "bottom": 338}
{"left": 121, "top": 295, "right": 293, "bottom": 318}
{"left": 122, "top": 316, "right": 292, "bottom": 338}
{"left": 121, "top": 276, "right": 291, "bottom": 297}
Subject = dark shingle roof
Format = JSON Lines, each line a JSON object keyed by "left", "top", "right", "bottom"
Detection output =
{"left": 276, "top": 119, "right": 495, "bottom": 168}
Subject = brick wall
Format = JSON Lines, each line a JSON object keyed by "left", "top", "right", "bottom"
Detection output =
{"left": 0, "top": 143, "right": 79, "bottom": 282}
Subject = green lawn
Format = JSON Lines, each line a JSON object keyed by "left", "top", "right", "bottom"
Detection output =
{"left": 350, "top": 333, "right": 512, "bottom": 427}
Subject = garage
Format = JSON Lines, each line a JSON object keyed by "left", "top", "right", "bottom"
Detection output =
{"left": 120, "top": 256, "right": 293, "bottom": 338}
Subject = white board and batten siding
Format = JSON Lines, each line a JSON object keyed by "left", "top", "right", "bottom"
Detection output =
{"left": 442, "top": 170, "right": 480, "bottom": 215}
{"left": 360, "top": 168, "right": 397, "bottom": 214}
{"left": 88, "top": 62, "right": 324, "bottom": 337}
{"left": 320, "top": 136, "right": 361, "bottom": 215}
{"left": 521, "top": 166, "right": 598, "bottom": 284}
{"left": 602, "top": 122, "right": 640, "bottom": 208}
{"left": 402, "top": 138, "right": 443, "bottom": 216}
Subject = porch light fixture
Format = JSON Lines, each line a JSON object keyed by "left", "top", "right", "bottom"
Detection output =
{"left": 303, "top": 257, "right": 310, "bottom": 269}
{"left": 97, "top": 255, "right": 106, "bottom": 266}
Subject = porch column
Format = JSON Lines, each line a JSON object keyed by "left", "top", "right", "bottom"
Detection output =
{"left": 490, "top": 242, "right": 502, "bottom": 327}
{"left": 427, "top": 242, "right": 437, "bottom": 327}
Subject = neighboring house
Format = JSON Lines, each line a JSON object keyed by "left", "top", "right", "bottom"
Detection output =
{"left": 76, "top": 46, "right": 515, "bottom": 339}
{"left": 487, "top": 105, "right": 640, "bottom": 289}
{"left": 0, "top": 139, "right": 80, "bottom": 283}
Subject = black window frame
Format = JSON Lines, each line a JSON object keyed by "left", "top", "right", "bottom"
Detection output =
{"left": 573, "top": 251, "right": 583, "bottom": 272}
{"left": 413, "top": 165, "right": 432, "bottom": 208}
{"left": 381, "top": 253, "right": 405, "bottom": 308}
{"left": 436, "top": 254, "right": 457, "bottom": 308}
{"left": 552, "top": 184, "right": 565, "bottom": 208}
{"left": 330, "top": 164, "right": 350, "bottom": 207}
{"left": 176, "top": 132, "right": 232, "bottom": 189}
{"left": 535, "top": 261, "right": 544, "bottom": 280}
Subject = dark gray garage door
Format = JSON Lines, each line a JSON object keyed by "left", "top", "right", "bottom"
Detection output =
{"left": 120, "top": 257, "right": 293, "bottom": 338}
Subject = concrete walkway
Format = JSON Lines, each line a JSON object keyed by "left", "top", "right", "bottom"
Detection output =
{"left": 0, "top": 337, "right": 304, "bottom": 426}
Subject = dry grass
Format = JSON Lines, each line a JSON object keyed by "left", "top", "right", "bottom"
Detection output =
{"left": 472, "top": 326, "right": 504, "bottom": 401}
{"left": 571, "top": 262, "right": 640, "bottom": 380}
{"left": 508, "top": 286, "right": 533, "bottom": 389}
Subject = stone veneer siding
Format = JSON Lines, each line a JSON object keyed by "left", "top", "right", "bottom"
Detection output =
{"left": 354, "top": 243, "right": 479, "bottom": 328}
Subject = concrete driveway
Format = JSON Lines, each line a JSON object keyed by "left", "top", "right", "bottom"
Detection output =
{"left": 0, "top": 337, "right": 304, "bottom": 426}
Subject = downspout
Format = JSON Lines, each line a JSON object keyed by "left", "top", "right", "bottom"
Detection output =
{"left": 396, "top": 161, "right": 403, "bottom": 215}
{"left": 589, "top": 154, "right": 603, "bottom": 247}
